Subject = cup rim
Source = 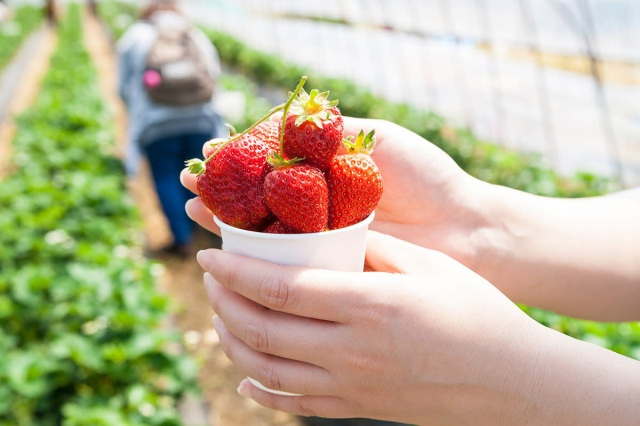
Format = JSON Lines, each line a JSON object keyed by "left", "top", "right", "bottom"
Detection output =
{"left": 214, "top": 212, "right": 375, "bottom": 240}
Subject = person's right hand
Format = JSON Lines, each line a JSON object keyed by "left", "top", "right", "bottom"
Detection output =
{"left": 198, "top": 230, "right": 640, "bottom": 425}
{"left": 197, "top": 231, "right": 549, "bottom": 424}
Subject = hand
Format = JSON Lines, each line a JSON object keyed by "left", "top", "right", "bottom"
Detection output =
{"left": 339, "top": 117, "right": 485, "bottom": 267}
{"left": 181, "top": 117, "right": 485, "bottom": 266}
{"left": 196, "top": 231, "right": 548, "bottom": 424}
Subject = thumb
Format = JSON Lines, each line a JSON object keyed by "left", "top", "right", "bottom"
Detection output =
{"left": 365, "top": 231, "right": 448, "bottom": 274}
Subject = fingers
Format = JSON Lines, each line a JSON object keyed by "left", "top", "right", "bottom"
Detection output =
{"left": 197, "top": 249, "right": 376, "bottom": 322}
{"left": 204, "top": 273, "right": 340, "bottom": 363}
{"left": 185, "top": 197, "right": 220, "bottom": 235}
{"left": 212, "top": 315, "right": 336, "bottom": 395}
{"left": 237, "top": 378, "right": 358, "bottom": 419}
{"left": 180, "top": 167, "right": 198, "bottom": 195}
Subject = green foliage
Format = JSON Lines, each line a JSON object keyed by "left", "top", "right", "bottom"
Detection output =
{"left": 522, "top": 307, "right": 640, "bottom": 359}
{"left": 0, "top": 5, "right": 43, "bottom": 71}
{"left": 0, "top": 6, "right": 198, "bottom": 425}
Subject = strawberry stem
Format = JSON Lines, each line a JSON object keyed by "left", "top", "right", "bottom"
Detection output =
{"left": 186, "top": 76, "right": 308, "bottom": 176}
{"left": 279, "top": 76, "right": 308, "bottom": 155}
{"left": 206, "top": 104, "right": 283, "bottom": 163}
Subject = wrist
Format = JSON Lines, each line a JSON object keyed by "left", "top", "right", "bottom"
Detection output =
{"left": 441, "top": 177, "right": 515, "bottom": 277}
{"left": 460, "top": 180, "right": 528, "bottom": 296}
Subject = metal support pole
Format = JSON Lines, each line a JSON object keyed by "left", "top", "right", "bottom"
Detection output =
{"left": 577, "top": 0, "right": 624, "bottom": 184}
{"left": 517, "top": 0, "right": 558, "bottom": 168}
{"left": 547, "top": 0, "right": 624, "bottom": 184}
{"left": 475, "top": 0, "right": 507, "bottom": 145}
{"left": 437, "top": 0, "right": 474, "bottom": 129}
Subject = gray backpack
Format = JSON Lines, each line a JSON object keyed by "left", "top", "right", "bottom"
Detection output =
{"left": 143, "top": 19, "right": 214, "bottom": 106}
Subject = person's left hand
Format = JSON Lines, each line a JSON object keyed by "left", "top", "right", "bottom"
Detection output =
{"left": 196, "top": 231, "right": 548, "bottom": 424}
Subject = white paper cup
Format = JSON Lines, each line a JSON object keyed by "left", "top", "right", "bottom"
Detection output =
{"left": 213, "top": 212, "right": 375, "bottom": 396}
{"left": 213, "top": 212, "right": 374, "bottom": 272}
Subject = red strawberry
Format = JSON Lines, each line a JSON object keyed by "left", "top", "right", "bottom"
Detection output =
{"left": 264, "top": 220, "right": 299, "bottom": 234}
{"left": 194, "top": 135, "right": 272, "bottom": 230}
{"left": 264, "top": 156, "right": 329, "bottom": 233}
{"left": 250, "top": 121, "right": 281, "bottom": 151}
{"left": 283, "top": 89, "right": 343, "bottom": 170}
{"left": 326, "top": 130, "right": 383, "bottom": 230}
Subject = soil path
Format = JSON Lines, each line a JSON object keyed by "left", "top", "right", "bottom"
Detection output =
{"left": 0, "top": 25, "right": 57, "bottom": 177}
{"left": 82, "top": 11, "right": 301, "bottom": 426}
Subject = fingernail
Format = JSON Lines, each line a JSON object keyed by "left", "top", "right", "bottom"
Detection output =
{"left": 211, "top": 314, "right": 220, "bottom": 330}
{"left": 196, "top": 250, "right": 210, "bottom": 270}
{"left": 185, "top": 198, "right": 194, "bottom": 219}
{"left": 203, "top": 273, "right": 215, "bottom": 295}
{"left": 237, "top": 380, "right": 250, "bottom": 397}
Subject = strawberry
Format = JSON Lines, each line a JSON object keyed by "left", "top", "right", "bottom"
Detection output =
{"left": 250, "top": 121, "right": 281, "bottom": 151}
{"left": 326, "top": 130, "right": 383, "bottom": 229}
{"left": 264, "top": 220, "right": 298, "bottom": 234}
{"left": 264, "top": 156, "right": 329, "bottom": 233}
{"left": 194, "top": 135, "right": 272, "bottom": 230}
{"left": 283, "top": 89, "right": 343, "bottom": 170}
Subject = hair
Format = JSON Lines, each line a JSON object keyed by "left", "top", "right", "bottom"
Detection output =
{"left": 139, "top": 0, "right": 181, "bottom": 20}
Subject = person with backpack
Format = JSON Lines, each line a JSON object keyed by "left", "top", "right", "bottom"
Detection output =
{"left": 117, "top": 0, "right": 223, "bottom": 257}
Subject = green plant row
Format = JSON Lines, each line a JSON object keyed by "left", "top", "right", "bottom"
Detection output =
{"left": 99, "top": 3, "right": 638, "bottom": 358}
{"left": 0, "top": 5, "right": 43, "bottom": 71}
{"left": 0, "top": 5, "right": 198, "bottom": 425}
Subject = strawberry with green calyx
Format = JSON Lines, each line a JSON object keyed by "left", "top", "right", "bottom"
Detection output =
{"left": 282, "top": 88, "right": 344, "bottom": 170}
{"left": 326, "top": 129, "right": 383, "bottom": 230}
{"left": 196, "top": 133, "right": 272, "bottom": 230}
{"left": 264, "top": 153, "right": 329, "bottom": 233}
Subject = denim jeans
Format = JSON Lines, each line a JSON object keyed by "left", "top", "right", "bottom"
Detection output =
{"left": 144, "top": 132, "right": 211, "bottom": 246}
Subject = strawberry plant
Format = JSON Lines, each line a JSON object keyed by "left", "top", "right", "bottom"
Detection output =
{"left": 0, "top": 6, "right": 197, "bottom": 425}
